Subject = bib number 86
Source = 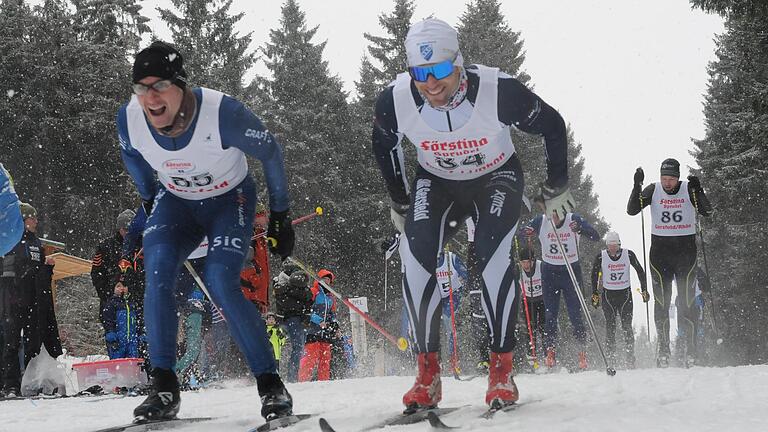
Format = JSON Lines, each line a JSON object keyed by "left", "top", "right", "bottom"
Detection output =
{"left": 661, "top": 210, "right": 683, "bottom": 223}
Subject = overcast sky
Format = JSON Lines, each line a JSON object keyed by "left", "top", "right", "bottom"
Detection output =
{"left": 140, "top": 0, "right": 724, "bottom": 336}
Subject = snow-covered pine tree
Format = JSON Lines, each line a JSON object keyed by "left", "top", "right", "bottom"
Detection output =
{"left": 690, "top": 7, "right": 768, "bottom": 364}
{"left": 157, "top": 0, "right": 254, "bottom": 99}
{"left": 0, "top": 0, "right": 137, "bottom": 257}
{"left": 354, "top": 0, "right": 414, "bottom": 113}
{"left": 457, "top": 0, "right": 609, "bottom": 272}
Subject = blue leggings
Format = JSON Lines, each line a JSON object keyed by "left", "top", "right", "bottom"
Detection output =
{"left": 541, "top": 261, "right": 586, "bottom": 350}
{"left": 142, "top": 176, "right": 276, "bottom": 375}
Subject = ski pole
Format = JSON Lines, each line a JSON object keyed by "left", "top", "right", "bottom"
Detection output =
{"left": 691, "top": 190, "right": 719, "bottom": 339}
{"left": 383, "top": 250, "right": 388, "bottom": 312}
{"left": 183, "top": 259, "right": 226, "bottom": 322}
{"left": 258, "top": 206, "right": 323, "bottom": 241}
{"left": 444, "top": 248, "right": 462, "bottom": 378}
{"left": 638, "top": 192, "right": 652, "bottom": 344}
{"left": 514, "top": 237, "right": 538, "bottom": 369}
{"left": 287, "top": 256, "right": 409, "bottom": 351}
{"left": 547, "top": 216, "right": 616, "bottom": 376}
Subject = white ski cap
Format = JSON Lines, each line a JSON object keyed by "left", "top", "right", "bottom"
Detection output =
{"left": 405, "top": 18, "right": 464, "bottom": 67}
{"left": 605, "top": 231, "right": 621, "bottom": 245}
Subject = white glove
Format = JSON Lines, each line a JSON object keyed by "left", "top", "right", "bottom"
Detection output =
{"left": 537, "top": 182, "right": 575, "bottom": 221}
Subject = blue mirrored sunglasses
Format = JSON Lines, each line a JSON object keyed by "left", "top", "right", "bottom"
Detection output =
{"left": 408, "top": 59, "right": 455, "bottom": 82}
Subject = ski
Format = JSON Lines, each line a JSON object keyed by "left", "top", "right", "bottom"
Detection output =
{"left": 481, "top": 399, "right": 542, "bottom": 419}
{"left": 91, "top": 417, "right": 213, "bottom": 432}
{"left": 318, "top": 418, "right": 336, "bottom": 432}
{"left": 250, "top": 414, "right": 313, "bottom": 432}
{"left": 362, "top": 406, "right": 464, "bottom": 430}
{"left": 427, "top": 411, "right": 458, "bottom": 429}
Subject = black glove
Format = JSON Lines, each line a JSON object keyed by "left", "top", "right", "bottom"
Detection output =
{"left": 640, "top": 289, "right": 650, "bottom": 303}
{"left": 687, "top": 175, "right": 702, "bottom": 193}
{"left": 142, "top": 198, "right": 154, "bottom": 217}
{"left": 634, "top": 167, "right": 644, "bottom": 186}
{"left": 591, "top": 291, "right": 600, "bottom": 309}
{"left": 267, "top": 210, "right": 295, "bottom": 260}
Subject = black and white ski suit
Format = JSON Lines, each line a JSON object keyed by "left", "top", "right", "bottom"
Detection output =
{"left": 627, "top": 181, "right": 711, "bottom": 357}
{"left": 372, "top": 65, "right": 568, "bottom": 353}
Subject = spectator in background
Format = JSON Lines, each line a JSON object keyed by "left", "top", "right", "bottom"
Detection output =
{"left": 176, "top": 288, "right": 207, "bottom": 388}
{"left": 265, "top": 312, "right": 286, "bottom": 371}
{"left": 91, "top": 209, "right": 135, "bottom": 329}
{"left": 0, "top": 203, "right": 61, "bottom": 397}
{"left": 330, "top": 326, "right": 355, "bottom": 380}
{"left": 298, "top": 270, "right": 337, "bottom": 382}
{"left": 0, "top": 164, "right": 23, "bottom": 256}
{"left": 102, "top": 283, "right": 143, "bottom": 359}
{"left": 241, "top": 205, "right": 270, "bottom": 313}
{"left": 274, "top": 263, "right": 312, "bottom": 382}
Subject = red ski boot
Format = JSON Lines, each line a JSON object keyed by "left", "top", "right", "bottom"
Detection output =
{"left": 403, "top": 352, "right": 442, "bottom": 413}
{"left": 545, "top": 348, "right": 556, "bottom": 368}
{"left": 485, "top": 352, "right": 519, "bottom": 408}
{"left": 578, "top": 351, "right": 588, "bottom": 371}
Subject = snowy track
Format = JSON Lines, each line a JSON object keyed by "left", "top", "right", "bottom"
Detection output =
{"left": 3, "top": 365, "right": 768, "bottom": 432}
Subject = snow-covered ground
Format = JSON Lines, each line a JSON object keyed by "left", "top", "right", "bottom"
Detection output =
{"left": 3, "top": 365, "right": 768, "bottom": 432}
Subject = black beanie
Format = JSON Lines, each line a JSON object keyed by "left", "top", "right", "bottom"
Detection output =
{"left": 660, "top": 158, "right": 680, "bottom": 178}
{"left": 518, "top": 247, "right": 534, "bottom": 261}
{"left": 133, "top": 41, "right": 187, "bottom": 88}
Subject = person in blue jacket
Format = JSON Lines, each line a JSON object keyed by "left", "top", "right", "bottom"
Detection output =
{"left": 0, "top": 164, "right": 23, "bottom": 256}
{"left": 103, "top": 286, "right": 143, "bottom": 359}
{"left": 117, "top": 41, "right": 295, "bottom": 422}
{"left": 521, "top": 211, "right": 600, "bottom": 370}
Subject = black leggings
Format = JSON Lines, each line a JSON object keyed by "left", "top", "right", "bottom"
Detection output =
{"left": 400, "top": 157, "right": 523, "bottom": 353}
{"left": 601, "top": 288, "right": 633, "bottom": 355}
{"left": 649, "top": 235, "right": 698, "bottom": 356}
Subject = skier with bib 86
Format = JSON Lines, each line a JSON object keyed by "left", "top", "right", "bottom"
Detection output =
{"left": 590, "top": 231, "right": 648, "bottom": 368}
{"left": 372, "top": 18, "right": 573, "bottom": 412}
{"left": 117, "top": 41, "right": 295, "bottom": 422}
{"left": 627, "top": 159, "right": 712, "bottom": 367}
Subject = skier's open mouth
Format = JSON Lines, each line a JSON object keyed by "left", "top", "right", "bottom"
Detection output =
{"left": 148, "top": 106, "right": 167, "bottom": 116}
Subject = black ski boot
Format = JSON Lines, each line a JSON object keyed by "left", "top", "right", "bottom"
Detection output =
{"left": 257, "top": 373, "right": 293, "bottom": 420}
{"left": 133, "top": 368, "right": 181, "bottom": 422}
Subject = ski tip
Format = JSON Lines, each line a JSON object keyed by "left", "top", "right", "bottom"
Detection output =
{"left": 319, "top": 417, "right": 336, "bottom": 432}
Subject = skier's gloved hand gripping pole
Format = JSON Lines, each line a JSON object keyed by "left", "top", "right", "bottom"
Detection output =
{"left": 287, "top": 256, "right": 409, "bottom": 351}
{"left": 538, "top": 184, "right": 616, "bottom": 376}
{"left": 635, "top": 167, "right": 652, "bottom": 343}
{"left": 255, "top": 207, "right": 323, "bottom": 240}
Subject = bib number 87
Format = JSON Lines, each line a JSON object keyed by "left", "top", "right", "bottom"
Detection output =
{"left": 661, "top": 210, "right": 683, "bottom": 223}
{"left": 171, "top": 173, "right": 213, "bottom": 188}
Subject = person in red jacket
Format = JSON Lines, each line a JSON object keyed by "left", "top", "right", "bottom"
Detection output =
{"left": 241, "top": 204, "right": 270, "bottom": 313}
{"left": 298, "top": 270, "right": 337, "bottom": 381}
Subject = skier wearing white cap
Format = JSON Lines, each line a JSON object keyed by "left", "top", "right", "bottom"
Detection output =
{"left": 372, "top": 18, "right": 572, "bottom": 412}
{"left": 590, "top": 231, "right": 648, "bottom": 368}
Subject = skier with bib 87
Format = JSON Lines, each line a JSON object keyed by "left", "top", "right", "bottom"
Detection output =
{"left": 372, "top": 18, "right": 573, "bottom": 412}
{"left": 117, "top": 41, "right": 296, "bottom": 423}
{"left": 627, "top": 159, "right": 712, "bottom": 367}
{"left": 590, "top": 231, "right": 648, "bottom": 368}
